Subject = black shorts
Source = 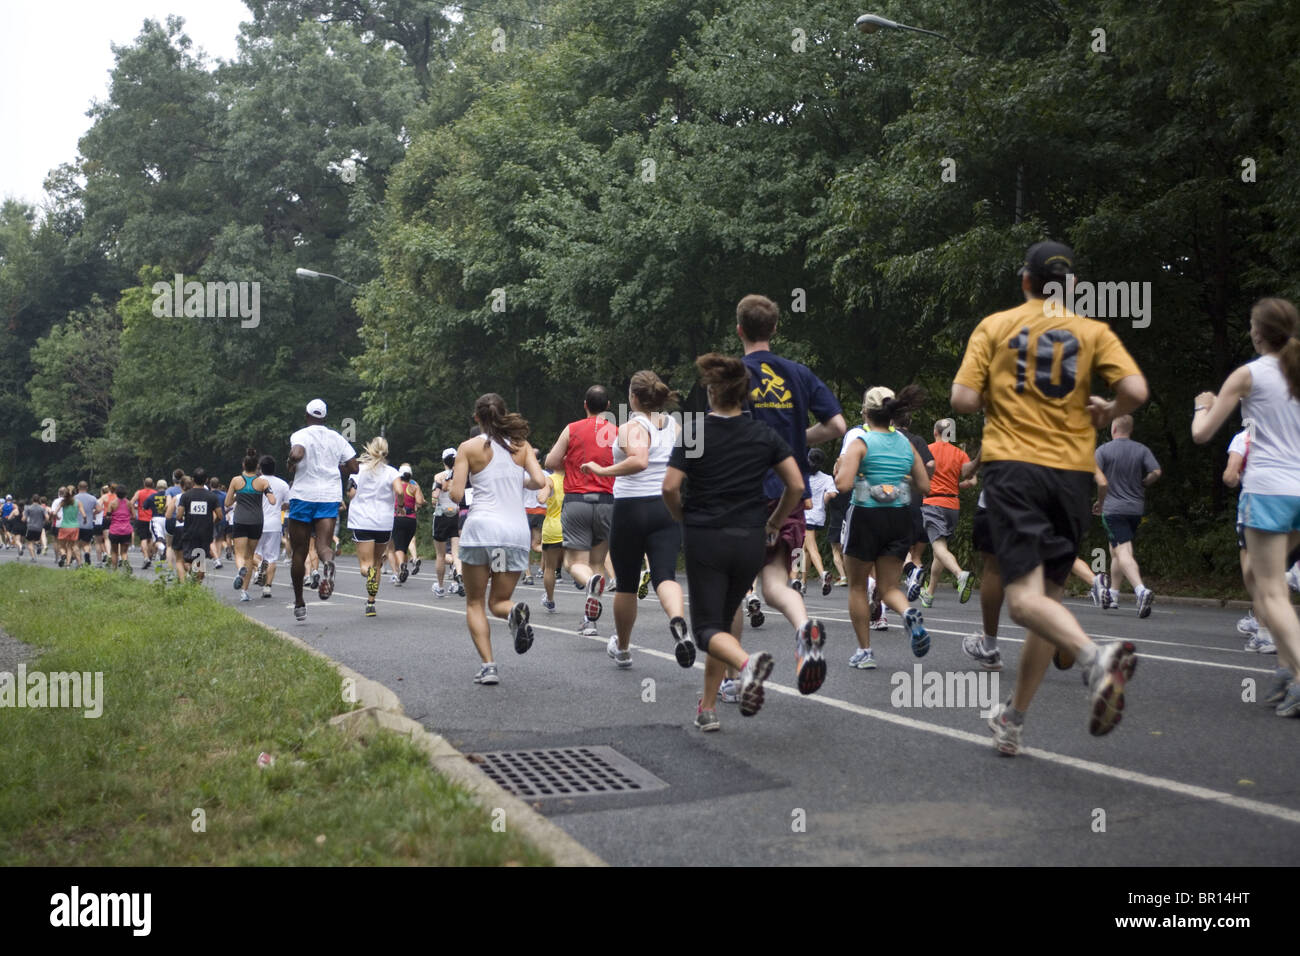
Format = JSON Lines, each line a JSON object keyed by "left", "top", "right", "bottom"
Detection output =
{"left": 352, "top": 528, "right": 392, "bottom": 544}
{"left": 25, "top": 530, "right": 41, "bottom": 542}
{"left": 843, "top": 505, "right": 913, "bottom": 563}
{"left": 909, "top": 500, "right": 927, "bottom": 546}
{"left": 542, "top": 541, "right": 563, "bottom": 551}
{"left": 805, "top": 522, "right": 824, "bottom": 532}
{"left": 392, "top": 516, "right": 417, "bottom": 552}
{"left": 972, "top": 507, "right": 994, "bottom": 555}
{"left": 94, "top": 522, "right": 105, "bottom": 536}
{"left": 982, "top": 461, "right": 1091, "bottom": 587}
{"left": 179, "top": 534, "right": 212, "bottom": 560}
{"left": 683, "top": 524, "right": 766, "bottom": 653}
{"left": 108, "top": 532, "right": 132, "bottom": 545}
{"left": 133, "top": 519, "right": 149, "bottom": 537}
{"left": 232, "top": 522, "right": 263, "bottom": 540}
{"left": 78, "top": 528, "right": 94, "bottom": 543}
{"left": 433, "top": 514, "right": 460, "bottom": 542}
{"left": 527, "top": 512, "right": 545, "bottom": 531}
{"left": 1102, "top": 513, "right": 1141, "bottom": 547}
{"left": 609, "top": 496, "right": 680, "bottom": 594}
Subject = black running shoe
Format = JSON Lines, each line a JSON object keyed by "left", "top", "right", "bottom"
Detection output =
{"left": 411, "top": 559, "right": 421, "bottom": 576}
{"left": 509, "top": 602, "right": 534, "bottom": 654}
{"left": 669, "top": 616, "right": 696, "bottom": 668}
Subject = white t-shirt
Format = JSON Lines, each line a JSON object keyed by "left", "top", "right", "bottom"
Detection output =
{"left": 261, "top": 475, "right": 291, "bottom": 531}
{"left": 806, "top": 471, "right": 836, "bottom": 526}
{"left": 288, "top": 425, "right": 356, "bottom": 503}
{"left": 1241, "top": 355, "right": 1300, "bottom": 496}
{"left": 348, "top": 464, "right": 400, "bottom": 531}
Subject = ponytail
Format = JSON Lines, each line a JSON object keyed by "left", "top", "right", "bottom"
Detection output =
{"left": 696, "top": 353, "right": 750, "bottom": 409}
{"left": 1251, "top": 297, "right": 1300, "bottom": 400}
{"left": 474, "top": 393, "right": 530, "bottom": 449}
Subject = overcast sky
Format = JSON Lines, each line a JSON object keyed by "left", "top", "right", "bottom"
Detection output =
{"left": 0, "top": 0, "right": 250, "bottom": 208}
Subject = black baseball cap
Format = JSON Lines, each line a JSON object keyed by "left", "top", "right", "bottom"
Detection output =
{"left": 1018, "top": 241, "right": 1075, "bottom": 281}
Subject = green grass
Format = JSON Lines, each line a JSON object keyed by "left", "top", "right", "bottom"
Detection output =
{"left": 0, "top": 565, "right": 549, "bottom": 866}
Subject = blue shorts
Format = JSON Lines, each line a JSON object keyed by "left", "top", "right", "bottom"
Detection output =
{"left": 288, "top": 500, "right": 340, "bottom": 524}
{"left": 1239, "top": 493, "right": 1300, "bottom": 535}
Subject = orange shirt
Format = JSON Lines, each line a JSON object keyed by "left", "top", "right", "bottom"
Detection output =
{"left": 923, "top": 441, "right": 969, "bottom": 509}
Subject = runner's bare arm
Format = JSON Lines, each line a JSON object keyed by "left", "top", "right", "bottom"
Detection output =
{"left": 520, "top": 444, "right": 548, "bottom": 491}
{"left": 584, "top": 421, "right": 648, "bottom": 477}
{"left": 544, "top": 427, "right": 569, "bottom": 472}
{"left": 287, "top": 444, "right": 306, "bottom": 474}
{"left": 339, "top": 456, "right": 360, "bottom": 477}
{"left": 835, "top": 440, "right": 867, "bottom": 494}
{"left": 806, "top": 413, "right": 847, "bottom": 446}
{"left": 1223, "top": 452, "right": 1244, "bottom": 489}
{"left": 1089, "top": 373, "right": 1150, "bottom": 430}
{"left": 1192, "top": 365, "right": 1251, "bottom": 445}
{"left": 949, "top": 383, "right": 983, "bottom": 415}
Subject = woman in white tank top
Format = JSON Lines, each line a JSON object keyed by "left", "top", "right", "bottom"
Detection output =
{"left": 450, "top": 393, "right": 550, "bottom": 686}
{"left": 578, "top": 371, "right": 695, "bottom": 670}
{"left": 1192, "top": 297, "right": 1300, "bottom": 714}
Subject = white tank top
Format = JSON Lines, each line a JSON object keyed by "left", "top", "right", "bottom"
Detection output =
{"left": 613, "top": 413, "right": 678, "bottom": 499}
{"left": 459, "top": 437, "right": 530, "bottom": 550}
{"left": 1241, "top": 354, "right": 1300, "bottom": 496}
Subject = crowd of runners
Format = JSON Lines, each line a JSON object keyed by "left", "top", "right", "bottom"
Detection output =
{"left": 7, "top": 243, "right": 1300, "bottom": 751}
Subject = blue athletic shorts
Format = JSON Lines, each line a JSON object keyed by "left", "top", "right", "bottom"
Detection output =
{"left": 1239, "top": 493, "right": 1300, "bottom": 535}
{"left": 288, "top": 500, "right": 340, "bottom": 523}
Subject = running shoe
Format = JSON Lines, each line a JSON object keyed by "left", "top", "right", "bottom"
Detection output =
{"left": 606, "top": 635, "right": 632, "bottom": 669}
{"left": 521, "top": 574, "right": 534, "bottom": 586}
{"left": 717, "top": 678, "right": 740, "bottom": 704}
{"left": 1136, "top": 587, "right": 1154, "bottom": 619}
{"left": 848, "top": 647, "right": 876, "bottom": 669}
{"left": 364, "top": 600, "right": 376, "bottom": 618}
{"left": 1236, "top": 611, "right": 1259, "bottom": 635}
{"left": 835, "top": 578, "right": 848, "bottom": 587}
{"left": 318, "top": 561, "right": 335, "bottom": 600}
{"left": 398, "top": 561, "right": 409, "bottom": 584}
{"left": 262, "top": 586, "right": 272, "bottom": 599}
{"left": 411, "top": 559, "right": 421, "bottom": 576}
{"left": 1098, "top": 572, "right": 1114, "bottom": 609}
{"left": 364, "top": 566, "right": 379, "bottom": 597}
{"left": 584, "top": 574, "right": 605, "bottom": 621}
{"left": 746, "top": 596, "right": 764, "bottom": 629}
{"left": 309, "top": 570, "right": 320, "bottom": 590}
{"left": 903, "top": 560, "right": 916, "bottom": 581}
{"left": 1288, "top": 563, "right": 1300, "bottom": 594}
{"left": 957, "top": 570, "right": 974, "bottom": 604}
{"left": 868, "top": 579, "right": 882, "bottom": 624}
{"left": 56, "top": 555, "right": 65, "bottom": 568}
{"left": 542, "top": 599, "right": 556, "bottom": 613}
{"left": 905, "top": 564, "right": 927, "bottom": 602}
{"left": 474, "top": 663, "right": 500, "bottom": 685}
{"left": 294, "top": 605, "right": 307, "bottom": 624}
{"left": 738, "top": 651, "right": 774, "bottom": 717}
{"left": 142, "top": 559, "right": 151, "bottom": 571}
{"left": 1275, "top": 680, "right": 1300, "bottom": 718}
{"left": 455, "top": 581, "right": 466, "bottom": 597}
{"left": 1089, "top": 574, "right": 1106, "bottom": 607}
{"left": 638, "top": 568, "right": 651, "bottom": 600}
{"left": 694, "top": 704, "right": 720, "bottom": 732}
{"left": 254, "top": 560, "right": 268, "bottom": 587}
{"left": 669, "top": 616, "right": 695, "bottom": 668}
{"left": 239, "top": 590, "right": 250, "bottom": 602}
{"left": 1244, "top": 630, "right": 1277, "bottom": 654}
{"left": 794, "top": 619, "right": 827, "bottom": 695}
{"left": 1264, "top": 668, "right": 1294, "bottom": 705}
{"left": 509, "top": 602, "right": 533, "bottom": 654}
{"left": 1053, "top": 646, "right": 1076, "bottom": 669}
{"left": 389, "top": 573, "right": 399, "bottom": 587}
{"left": 233, "top": 567, "right": 246, "bottom": 591}
{"left": 870, "top": 612, "right": 889, "bottom": 631}
{"left": 821, "top": 571, "right": 833, "bottom": 596}
{"left": 579, "top": 618, "right": 599, "bottom": 637}
{"left": 1084, "top": 641, "right": 1137, "bottom": 736}
{"left": 986, "top": 703, "right": 1023, "bottom": 756}
{"left": 962, "top": 633, "right": 1002, "bottom": 671}
{"left": 903, "top": 608, "right": 930, "bottom": 657}
{"left": 919, "top": 587, "right": 934, "bottom": 609}
{"left": 212, "top": 558, "right": 223, "bottom": 569}
{"left": 790, "top": 578, "right": 805, "bottom": 596}
{"left": 432, "top": 584, "right": 446, "bottom": 598}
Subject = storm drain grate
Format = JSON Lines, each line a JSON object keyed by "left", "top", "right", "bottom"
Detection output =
{"left": 472, "top": 746, "right": 668, "bottom": 799}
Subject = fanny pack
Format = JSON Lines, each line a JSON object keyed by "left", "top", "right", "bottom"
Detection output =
{"left": 857, "top": 478, "right": 911, "bottom": 506}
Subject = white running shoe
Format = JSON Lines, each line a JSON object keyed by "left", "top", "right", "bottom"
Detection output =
{"left": 1288, "top": 563, "right": 1300, "bottom": 594}
{"left": 738, "top": 651, "right": 774, "bottom": 717}
{"left": 606, "top": 635, "right": 632, "bottom": 669}
{"left": 579, "top": 618, "right": 599, "bottom": 637}
{"left": 1236, "top": 611, "right": 1259, "bottom": 635}
{"left": 961, "top": 633, "right": 1002, "bottom": 671}
{"left": 1245, "top": 629, "right": 1277, "bottom": 654}
{"left": 717, "top": 677, "right": 740, "bottom": 704}
{"left": 432, "top": 583, "right": 446, "bottom": 598}
{"left": 1084, "top": 641, "right": 1137, "bottom": 736}
{"left": 986, "top": 702, "right": 1023, "bottom": 756}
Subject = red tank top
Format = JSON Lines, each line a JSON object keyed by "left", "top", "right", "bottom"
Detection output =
{"left": 564, "top": 417, "right": 616, "bottom": 494}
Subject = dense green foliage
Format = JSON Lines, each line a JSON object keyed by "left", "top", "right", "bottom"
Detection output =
{"left": 3, "top": 0, "right": 1297, "bottom": 581}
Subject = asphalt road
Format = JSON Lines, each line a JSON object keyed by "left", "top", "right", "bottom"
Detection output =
{"left": 36, "top": 546, "right": 1300, "bottom": 865}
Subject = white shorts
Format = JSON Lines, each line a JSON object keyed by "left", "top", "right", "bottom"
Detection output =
{"left": 255, "top": 529, "right": 281, "bottom": 564}
{"left": 150, "top": 516, "right": 167, "bottom": 543}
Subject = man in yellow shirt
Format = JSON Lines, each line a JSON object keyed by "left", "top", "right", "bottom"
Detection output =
{"left": 540, "top": 469, "right": 565, "bottom": 612}
{"left": 951, "top": 241, "right": 1149, "bottom": 755}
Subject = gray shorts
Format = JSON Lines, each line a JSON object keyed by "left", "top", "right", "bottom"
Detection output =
{"left": 921, "top": 504, "right": 960, "bottom": 543}
{"left": 561, "top": 496, "right": 613, "bottom": 551}
{"left": 459, "top": 546, "right": 530, "bottom": 573}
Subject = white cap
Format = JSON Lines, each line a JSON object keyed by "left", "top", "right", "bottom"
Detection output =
{"left": 441, "top": 447, "right": 456, "bottom": 460}
{"left": 306, "top": 399, "right": 327, "bottom": 419}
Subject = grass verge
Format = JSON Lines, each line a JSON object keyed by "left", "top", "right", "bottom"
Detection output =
{"left": 0, "top": 564, "right": 549, "bottom": 866}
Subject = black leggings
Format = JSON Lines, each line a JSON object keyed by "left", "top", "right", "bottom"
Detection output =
{"left": 392, "top": 516, "right": 417, "bottom": 553}
{"left": 683, "top": 524, "right": 766, "bottom": 653}
{"left": 609, "top": 496, "right": 680, "bottom": 594}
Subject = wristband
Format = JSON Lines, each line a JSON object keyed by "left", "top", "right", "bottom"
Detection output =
{"left": 1193, "top": 405, "right": 1208, "bottom": 412}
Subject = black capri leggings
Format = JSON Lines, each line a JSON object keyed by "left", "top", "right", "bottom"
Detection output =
{"left": 683, "top": 524, "right": 766, "bottom": 653}
{"left": 392, "top": 516, "right": 417, "bottom": 553}
{"left": 609, "top": 496, "right": 681, "bottom": 594}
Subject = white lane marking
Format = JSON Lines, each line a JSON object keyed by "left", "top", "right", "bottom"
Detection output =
{"left": 232, "top": 578, "right": 1300, "bottom": 828}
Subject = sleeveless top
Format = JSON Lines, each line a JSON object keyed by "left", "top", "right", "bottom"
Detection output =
{"left": 393, "top": 479, "right": 418, "bottom": 518}
{"left": 613, "top": 413, "right": 678, "bottom": 499}
{"left": 564, "top": 417, "right": 616, "bottom": 495}
{"left": 233, "top": 474, "right": 264, "bottom": 525}
{"left": 109, "top": 496, "right": 133, "bottom": 534}
{"left": 851, "top": 430, "right": 915, "bottom": 508}
{"left": 459, "top": 437, "right": 530, "bottom": 550}
{"left": 1241, "top": 353, "right": 1300, "bottom": 497}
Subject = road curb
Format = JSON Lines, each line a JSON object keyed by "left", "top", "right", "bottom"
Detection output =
{"left": 245, "top": 615, "right": 606, "bottom": 868}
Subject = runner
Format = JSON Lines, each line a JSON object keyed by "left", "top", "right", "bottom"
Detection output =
{"left": 345, "top": 437, "right": 401, "bottom": 617}
{"left": 224, "top": 449, "right": 276, "bottom": 602}
{"left": 388, "top": 463, "right": 423, "bottom": 587}
{"left": 176, "top": 470, "right": 222, "bottom": 583}
{"left": 798, "top": 448, "right": 837, "bottom": 596}
{"left": 131, "top": 476, "right": 156, "bottom": 569}
{"left": 951, "top": 240, "right": 1147, "bottom": 754}
{"left": 56, "top": 488, "right": 84, "bottom": 567}
{"left": 23, "top": 496, "right": 45, "bottom": 561}
{"left": 919, "top": 419, "right": 979, "bottom": 608}
{"left": 208, "top": 477, "right": 227, "bottom": 569}
{"left": 539, "top": 465, "right": 564, "bottom": 612}
{"left": 430, "top": 448, "right": 463, "bottom": 597}
{"left": 1223, "top": 428, "right": 1275, "bottom": 652}
{"left": 253, "top": 455, "right": 291, "bottom": 599}
{"left": 837, "top": 386, "right": 933, "bottom": 670}
{"left": 147, "top": 480, "right": 168, "bottom": 568}
{"left": 450, "top": 393, "right": 548, "bottom": 685}
{"left": 523, "top": 447, "right": 547, "bottom": 585}
{"left": 734, "top": 294, "right": 846, "bottom": 695}
{"left": 544, "top": 386, "right": 617, "bottom": 637}
{"left": 1095, "top": 415, "right": 1161, "bottom": 617}
{"left": 663, "top": 353, "right": 803, "bottom": 730}
{"left": 105, "top": 483, "right": 135, "bottom": 571}
{"left": 4, "top": 496, "right": 23, "bottom": 553}
{"left": 892, "top": 407, "right": 937, "bottom": 602}
{"left": 824, "top": 482, "right": 849, "bottom": 587}
{"left": 578, "top": 370, "right": 693, "bottom": 670}
{"left": 286, "top": 400, "right": 358, "bottom": 623}
{"left": 163, "top": 470, "right": 185, "bottom": 577}
{"left": 1191, "top": 296, "right": 1300, "bottom": 715}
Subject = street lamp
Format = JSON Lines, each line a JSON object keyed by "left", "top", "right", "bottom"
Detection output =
{"left": 294, "top": 267, "right": 359, "bottom": 289}
{"left": 854, "top": 12, "right": 975, "bottom": 55}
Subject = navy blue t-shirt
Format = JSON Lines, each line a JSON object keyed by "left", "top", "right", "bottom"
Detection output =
{"left": 743, "top": 350, "right": 841, "bottom": 501}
